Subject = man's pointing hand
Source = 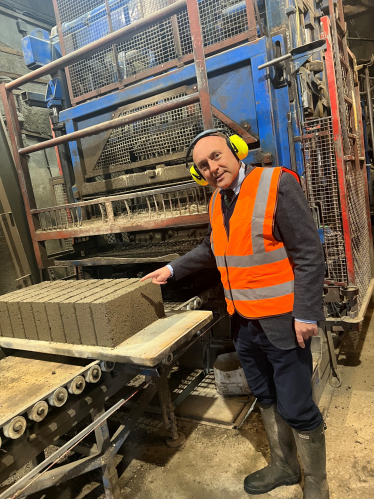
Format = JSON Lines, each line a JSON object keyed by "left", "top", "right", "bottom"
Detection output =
{"left": 140, "top": 266, "right": 172, "bottom": 285}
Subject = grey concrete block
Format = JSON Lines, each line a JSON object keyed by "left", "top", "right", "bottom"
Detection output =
{"left": 75, "top": 279, "right": 137, "bottom": 346}
{"left": 91, "top": 280, "right": 164, "bottom": 347}
{"left": 57, "top": 280, "right": 113, "bottom": 344}
{"left": 0, "top": 282, "right": 55, "bottom": 339}
{"left": 30, "top": 281, "right": 83, "bottom": 342}
{"left": 18, "top": 282, "right": 71, "bottom": 340}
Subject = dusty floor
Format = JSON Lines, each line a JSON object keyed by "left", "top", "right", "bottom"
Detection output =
{"left": 22, "top": 302, "right": 374, "bottom": 499}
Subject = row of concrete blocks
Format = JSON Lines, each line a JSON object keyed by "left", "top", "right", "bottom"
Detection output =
{"left": 0, "top": 279, "right": 164, "bottom": 347}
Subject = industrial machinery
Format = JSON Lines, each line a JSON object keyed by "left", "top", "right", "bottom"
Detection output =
{"left": 0, "top": 0, "right": 373, "bottom": 495}
{"left": 2, "top": 0, "right": 370, "bottom": 329}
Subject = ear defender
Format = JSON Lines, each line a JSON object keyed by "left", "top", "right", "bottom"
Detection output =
{"left": 186, "top": 128, "right": 249, "bottom": 185}
{"left": 189, "top": 164, "right": 208, "bottom": 186}
{"left": 229, "top": 134, "right": 249, "bottom": 160}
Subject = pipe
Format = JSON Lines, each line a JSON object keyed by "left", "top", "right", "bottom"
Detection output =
{"left": 18, "top": 93, "right": 199, "bottom": 155}
{"left": 365, "top": 67, "right": 374, "bottom": 150}
{"left": 5, "top": 0, "right": 187, "bottom": 91}
{"left": 258, "top": 53, "right": 292, "bottom": 70}
{"left": 50, "top": 111, "right": 75, "bottom": 204}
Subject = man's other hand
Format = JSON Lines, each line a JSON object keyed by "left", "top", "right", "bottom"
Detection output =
{"left": 295, "top": 321, "right": 319, "bottom": 348}
{"left": 140, "top": 266, "right": 172, "bottom": 285}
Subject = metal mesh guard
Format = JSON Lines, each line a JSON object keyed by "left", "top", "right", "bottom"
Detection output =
{"left": 303, "top": 117, "right": 348, "bottom": 286}
{"left": 57, "top": 0, "right": 250, "bottom": 99}
{"left": 94, "top": 90, "right": 235, "bottom": 173}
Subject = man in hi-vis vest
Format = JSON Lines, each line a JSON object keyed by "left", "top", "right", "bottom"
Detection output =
{"left": 141, "top": 130, "right": 328, "bottom": 499}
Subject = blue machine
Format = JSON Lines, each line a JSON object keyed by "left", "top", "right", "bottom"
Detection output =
{"left": 20, "top": 0, "right": 373, "bottom": 322}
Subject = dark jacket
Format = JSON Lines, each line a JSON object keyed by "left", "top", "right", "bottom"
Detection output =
{"left": 170, "top": 166, "right": 325, "bottom": 349}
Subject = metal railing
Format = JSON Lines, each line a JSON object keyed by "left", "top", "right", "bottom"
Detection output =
{"left": 31, "top": 183, "right": 211, "bottom": 239}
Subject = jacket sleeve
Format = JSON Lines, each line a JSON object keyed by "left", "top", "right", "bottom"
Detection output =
{"left": 274, "top": 172, "right": 325, "bottom": 321}
{"left": 168, "top": 224, "right": 216, "bottom": 281}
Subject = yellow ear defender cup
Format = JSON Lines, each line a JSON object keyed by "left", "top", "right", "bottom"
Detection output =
{"left": 229, "top": 134, "right": 249, "bottom": 160}
{"left": 189, "top": 164, "right": 209, "bottom": 186}
{"left": 186, "top": 128, "right": 249, "bottom": 185}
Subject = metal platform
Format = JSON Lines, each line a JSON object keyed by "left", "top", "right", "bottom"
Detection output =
{"left": 0, "top": 311, "right": 213, "bottom": 366}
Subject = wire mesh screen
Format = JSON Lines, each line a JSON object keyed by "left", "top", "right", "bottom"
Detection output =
{"left": 94, "top": 90, "right": 235, "bottom": 174}
{"left": 303, "top": 117, "right": 348, "bottom": 285}
{"left": 55, "top": 0, "right": 103, "bottom": 24}
{"left": 55, "top": 0, "right": 253, "bottom": 100}
{"left": 346, "top": 166, "right": 372, "bottom": 311}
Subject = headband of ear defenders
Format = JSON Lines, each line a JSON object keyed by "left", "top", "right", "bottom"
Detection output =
{"left": 185, "top": 128, "right": 249, "bottom": 186}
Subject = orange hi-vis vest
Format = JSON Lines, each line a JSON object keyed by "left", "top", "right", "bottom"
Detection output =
{"left": 209, "top": 166, "right": 296, "bottom": 318}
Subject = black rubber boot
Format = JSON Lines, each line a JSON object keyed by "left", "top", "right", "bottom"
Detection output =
{"left": 244, "top": 403, "right": 301, "bottom": 495}
{"left": 293, "top": 421, "right": 329, "bottom": 499}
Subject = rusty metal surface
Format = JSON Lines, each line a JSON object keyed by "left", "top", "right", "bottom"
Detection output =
{"left": 18, "top": 93, "right": 199, "bottom": 155}
{"left": 186, "top": 0, "right": 213, "bottom": 130}
{"left": 30, "top": 182, "right": 211, "bottom": 241}
{"left": 245, "top": 0, "right": 258, "bottom": 41}
{"left": 34, "top": 214, "right": 210, "bottom": 241}
{"left": 0, "top": 84, "right": 45, "bottom": 269}
{"left": 5, "top": 0, "right": 188, "bottom": 91}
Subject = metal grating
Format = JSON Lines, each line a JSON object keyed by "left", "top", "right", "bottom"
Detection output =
{"left": 56, "top": 0, "right": 252, "bottom": 100}
{"left": 303, "top": 117, "right": 348, "bottom": 285}
{"left": 34, "top": 183, "right": 212, "bottom": 233}
{"left": 346, "top": 166, "right": 372, "bottom": 311}
{"left": 55, "top": 0, "right": 103, "bottom": 24}
{"left": 94, "top": 91, "right": 236, "bottom": 173}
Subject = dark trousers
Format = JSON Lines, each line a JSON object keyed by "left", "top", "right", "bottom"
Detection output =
{"left": 232, "top": 314, "right": 322, "bottom": 431}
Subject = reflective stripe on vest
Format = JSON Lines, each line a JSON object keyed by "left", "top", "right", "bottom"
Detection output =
{"left": 209, "top": 167, "right": 295, "bottom": 319}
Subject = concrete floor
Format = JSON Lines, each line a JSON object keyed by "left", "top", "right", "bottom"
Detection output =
{"left": 26, "top": 302, "right": 374, "bottom": 499}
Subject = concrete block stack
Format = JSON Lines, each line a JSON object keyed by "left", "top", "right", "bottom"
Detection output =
{"left": 0, "top": 279, "right": 164, "bottom": 347}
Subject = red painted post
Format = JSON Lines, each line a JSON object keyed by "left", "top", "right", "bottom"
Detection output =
{"left": 186, "top": 0, "right": 214, "bottom": 130}
{"left": 321, "top": 17, "right": 355, "bottom": 285}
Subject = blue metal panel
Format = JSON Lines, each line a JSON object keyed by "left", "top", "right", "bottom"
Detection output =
{"left": 208, "top": 64, "right": 258, "bottom": 135}
{"left": 22, "top": 30, "right": 52, "bottom": 69}
{"left": 251, "top": 52, "right": 277, "bottom": 160}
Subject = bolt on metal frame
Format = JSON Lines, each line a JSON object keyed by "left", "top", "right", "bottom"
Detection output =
{"left": 0, "top": 0, "right": 227, "bottom": 269}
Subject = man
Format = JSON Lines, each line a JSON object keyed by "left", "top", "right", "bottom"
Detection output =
{"left": 141, "top": 131, "right": 328, "bottom": 499}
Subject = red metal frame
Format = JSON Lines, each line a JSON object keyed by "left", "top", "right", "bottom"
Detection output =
{"left": 186, "top": 0, "right": 213, "bottom": 129}
{"left": 0, "top": 85, "right": 45, "bottom": 269}
{"left": 0, "top": 0, "right": 221, "bottom": 269}
{"left": 320, "top": 16, "right": 355, "bottom": 285}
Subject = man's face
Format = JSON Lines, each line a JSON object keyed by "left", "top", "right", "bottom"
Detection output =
{"left": 193, "top": 135, "right": 240, "bottom": 189}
